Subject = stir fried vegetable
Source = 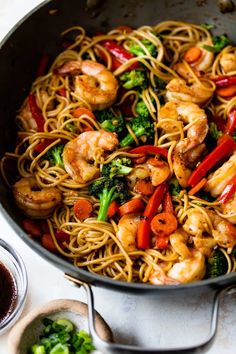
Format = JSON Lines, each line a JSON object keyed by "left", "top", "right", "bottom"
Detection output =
{"left": 135, "top": 100, "right": 150, "bottom": 118}
{"left": 102, "top": 157, "right": 133, "bottom": 178}
{"left": 119, "top": 116, "right": 154, "bottom": 147}
{"left": 206, "top": 249, "right": 228, "bottom": 278}
{"left": 44, "top": 144, "right": 65, "bottom": 168}
{"left": 95, "top": 108, "right": 125, "bottom": 134}
{"left": 119, "top": 69, "right": 147, "bottom": 90}
{"left": 129, "top": 39, "right": 157, "bottom": 57}
{"left": 203, "top": 35, "right": 231, "bottom": 53}
{"left": 89, "top": 178, "right": 130, "bottom": 221}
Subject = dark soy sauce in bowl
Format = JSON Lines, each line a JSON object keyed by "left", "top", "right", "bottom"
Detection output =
{"left": 0, "top": 262, "right": 17, "bottom": 324}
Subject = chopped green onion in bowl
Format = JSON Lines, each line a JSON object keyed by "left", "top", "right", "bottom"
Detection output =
{"left": 29, "top": 318, "right": 95, "bottom": 354}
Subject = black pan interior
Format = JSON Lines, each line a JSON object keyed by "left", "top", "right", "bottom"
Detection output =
{"left": 0, "top": 0, "right": 236, "bottom": 293}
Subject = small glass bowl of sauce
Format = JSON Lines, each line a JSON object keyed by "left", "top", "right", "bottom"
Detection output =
{"left": 0, "top": 239, "right": 28, "bottom": 335}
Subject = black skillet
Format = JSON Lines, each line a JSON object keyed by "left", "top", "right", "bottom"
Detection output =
{"left": 0, "top": 1, "right": 236, "bottom": 352}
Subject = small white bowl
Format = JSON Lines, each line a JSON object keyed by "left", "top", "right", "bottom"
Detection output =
{"left": 0, "top": 239, "right": 28, "bottom": 335}
{"left": 8, "top": 299, "right": 113, "bottom": 354}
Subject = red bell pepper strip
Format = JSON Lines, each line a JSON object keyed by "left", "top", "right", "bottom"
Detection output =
{"left": 137, "top": 183, "right": 167, "bottom": 249}
{"left": 211, "top": 75, "right": 236, "bottom": 87}
{"left": 96, "top": 47, "right": 122, "bottom": 71}
{"left": 218, "top": 174, "right": 236, "bottom": 204}
{"left": 101, "top": 40, "right": 139, "bottom": 69}
{"left": 162, "top": 191, "right": 174, "bottom": 214}
{"left": 225, "top": 108, "right": 236, "bottom": 135}
{"left": 129, "top": 145, "right": 168, "bottom": 158}
{"left": 188, "top": 135, "right": 236, "bottom": 187}
{"left": 37, "top": 54, "right": 49, "bottom": 77}
{"left": 28, "top": 93, "right": 45, "bottom": 132}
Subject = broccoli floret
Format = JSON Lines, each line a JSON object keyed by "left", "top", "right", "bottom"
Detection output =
{"left": 102, "top": 157, "right": 133, "bottom": 178}
{"left": 119, "top": 70, "right": 148, "bottom": 90}
{"left": 44, "top": 144, "right": 64, "bottom": 168}
{"left": 95, "top": 108, "right": 125, "bottom": 135}
{"left": 135, "top": 100, "right": 150, "bottom": 118}
{"left": 129, "top": 39, "right": 157, "bottom": 57}
{"left": 119, "top": 116, "right": 154, "bottom": 148}
{"left": 89, "top": 178, "right": 129, "bottom": 221}
{"left": 209, "top": 122, "right": 223, "bottom": 140}
{"left": 233, "top": 132, "right": 236, "bottom": 142}
{"left": 169, "top": 178, "right": 181, "bottom": 197}
{"left": 203, "top": 34, "right": 231, "bottom": 53}
{"left": 206, "top": 249, "right": 228, "bottom": 278}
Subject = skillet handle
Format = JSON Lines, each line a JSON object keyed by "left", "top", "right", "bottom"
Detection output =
{"left": 64, "top": 274, "right": 236, "bottom": 354}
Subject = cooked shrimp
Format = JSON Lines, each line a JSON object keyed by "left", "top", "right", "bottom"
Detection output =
{"left": 221, "top": 192, "right": 236, "bottom": 224}
{"left": 204, "top": 152, "right": 236, "bottom": 197}
{"left": 193, "top": 237, "right": 217, "bottom": 257}
{"left": 167, "top": 249, "right": 206, "bottom": 283}
{"left": 57, "top": 60, "right": 118, "bottom": 110}
{"left": 183, "top": 208, "right": 209, "bottom": 237}
{"left": 13, "top": 177, "right": 61, "bottom": 218}
{"left": 220, "top": 51, "right": 236, "bottom": 73}
{"left": 146, "top": 158, "right": 170, "bottom": 186}
{"left": 169, "top": 229, "right": 191, "bottom": 259}
{"left": 174, "top": 41, "right": 214, "bottom": 79}
{"left": 174, "top": 62, "right": 200, "bottom": 81}
{"left": 63, "top": 130, "right": 118, "bottom": 184}
{"left": 173, "top": 143, "right": 206, "bottom": 187}
{"left": 126, "top": 158, "right": 170, "bottom": 189}
{"left": 17, "top": 90, "right": 54, "bottom": 131}
{"left": 126, "top": 165, "right": 150, "bottom": 189}
{"left": 116, "top": 213, "right": 140, "bottom": 251}
{"left": 192, "top": 41, "right": 215, "bottom": 72}
{"left": 208, "top": 210, "right": 236, "bottom": 249}
{"left": 159, "top": 101, "right": 208, "bottom": 187}
{"left": 149, "top": 269, "right": 179, "bottom": 285}
{"left": 17, "top": 100, "right": 37, "bottom": 131}
{"left": 159, "top": 101, "right": 208, "bottom": 150}
{"left": 166, "top": 78, "right": 213, "bottom": 106}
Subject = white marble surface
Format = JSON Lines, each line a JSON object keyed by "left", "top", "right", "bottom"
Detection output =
{"left": 0, "top": 1, "right": 236, "bottom": 353}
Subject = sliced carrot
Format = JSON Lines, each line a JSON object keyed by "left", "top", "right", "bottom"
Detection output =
{"left": 162, "top": 191, "right": 174, "bottom": 214}
{"left": 188, "top": 177, "right": 207, "bottom": 196}
{"left": 22, "top": 219, "right": 42, "bottom": 238}
{"left": 134, "top": 179, "right": 155, "bottom": 196}
{"left": 73, "top": 199, "right": 93, "bottom": 221}
{"left": 184, "top": 47, "right": 202, "bottom": 64}
{"left": 216, "top": 85, "right": 236, "bottom": 98}
{"left": 73, "top": 107, "right": 96, "bottom": 120}
{"left": 150, "top": 212, "right": 177, "bottom": 237}
{"left": 156, "top": 236, "right": 169, "bottom": 250}
{"left": 41, "top": 233, "right": 58, "bottom": 253}
{"left": 107, "top": 200, "right": 120, "bottom": 218}
{"left": 132, "top": 155, "right": 147, "bottom": 165}
{"left": 118, "top": 198, "right": 144, "bottom": 217}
